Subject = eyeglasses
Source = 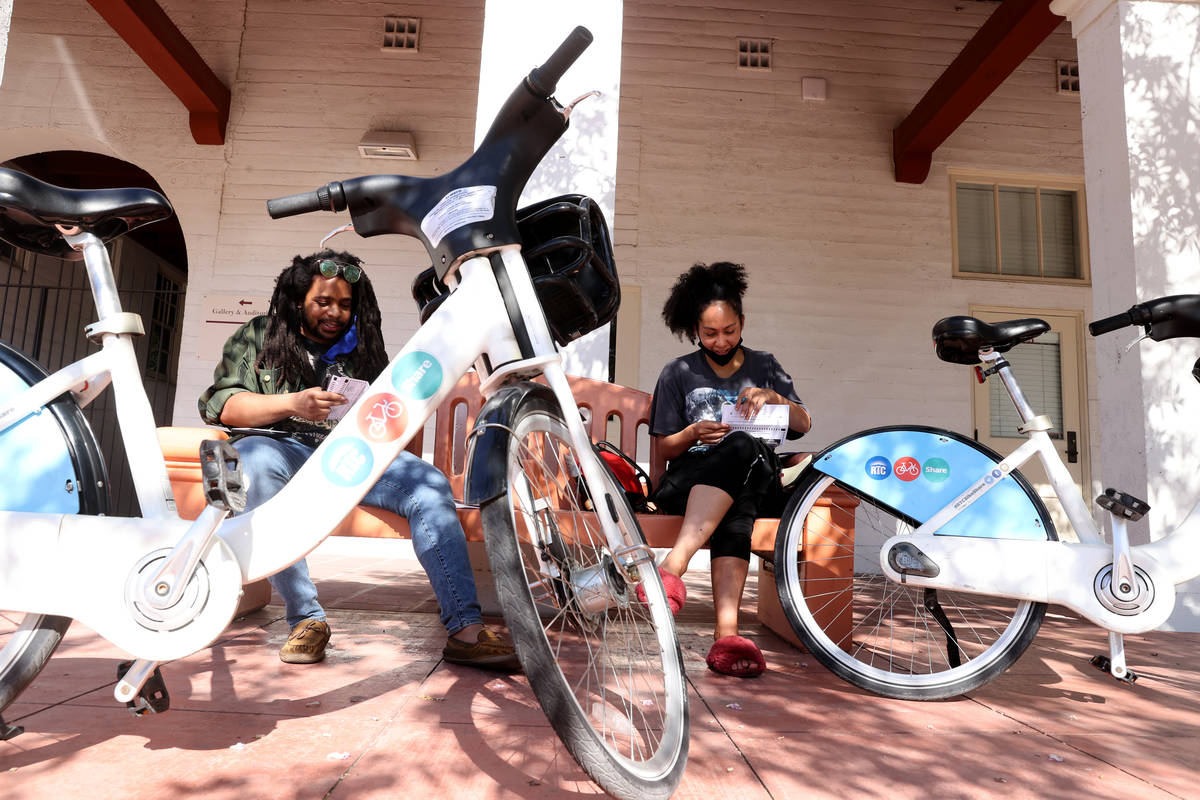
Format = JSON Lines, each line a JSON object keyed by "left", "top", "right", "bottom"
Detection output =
{"left": 318, "top": 259, "right": 362, "bottom": 284}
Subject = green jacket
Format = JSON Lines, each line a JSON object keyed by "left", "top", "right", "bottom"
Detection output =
{"left": 198, "top": 314, "right": 362, "bottom": 443}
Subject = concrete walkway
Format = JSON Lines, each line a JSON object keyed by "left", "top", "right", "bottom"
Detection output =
{"left": 3, "top": 543, "right": 1198, "bottom": 799}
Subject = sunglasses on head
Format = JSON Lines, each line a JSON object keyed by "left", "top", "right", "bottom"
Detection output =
{"left": 318, "top": 259, "right": 362, "bottom": 284}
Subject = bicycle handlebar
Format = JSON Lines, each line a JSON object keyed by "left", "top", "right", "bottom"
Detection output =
{"left": 526, "top": 26, "right": 592, "bottom": 97}
{"left": 1088, "top": 295, "right": 1200, "bottom": 341}
{"left": 267, "top": 183, "right": 346, "bottom": 219}
{"left": 266, "top": 26, "right": 594, "bottom": 280}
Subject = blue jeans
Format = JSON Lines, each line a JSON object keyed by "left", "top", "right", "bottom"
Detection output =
{"left": 235, "top": 435, "right": 484, "bottom": 634}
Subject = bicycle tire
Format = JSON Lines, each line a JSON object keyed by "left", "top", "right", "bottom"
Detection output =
{"left": 774, "top": 469, "right": 1053, "bottom": 700}
{"left": 0, "top": 341, "right": 109, "bottom": 713}
{"left": 481, "top": 394, "right": 688, "bottom": 800}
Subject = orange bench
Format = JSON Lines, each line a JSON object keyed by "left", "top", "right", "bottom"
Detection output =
{"left": 160, "top": 373, "right": 854, "bottom": 646}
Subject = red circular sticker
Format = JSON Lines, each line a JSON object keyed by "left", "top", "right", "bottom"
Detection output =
{"left": 893, "top": 457, "right": 922, "bottom": 482}
{"left": 357, "top": 393, "right": 408, "bottom": 443}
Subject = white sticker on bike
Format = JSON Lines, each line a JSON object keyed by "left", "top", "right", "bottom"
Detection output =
{"left": 421, "top": 186, "right": 497, "bottom": 248}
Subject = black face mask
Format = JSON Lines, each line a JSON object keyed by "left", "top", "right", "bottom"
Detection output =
{"left": 698, "top": 338, "right": 742, "bottom": 366}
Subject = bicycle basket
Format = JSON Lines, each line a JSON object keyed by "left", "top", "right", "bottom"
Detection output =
{"left": 411, "top": 194, "right": 619, "bottom": 346}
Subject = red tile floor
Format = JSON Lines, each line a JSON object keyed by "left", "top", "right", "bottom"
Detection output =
{"left": 3, "top": 542, "right": 1199, "bottom": 800}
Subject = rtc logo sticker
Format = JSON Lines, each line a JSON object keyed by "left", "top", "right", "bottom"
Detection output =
{"left": 923, "top": 457, "right": 950, "bottom": 483}
{"left": 893, "top": 457, "right": 921, "bottom": 481}
{"left": 321, "top": 438, "right": 374, "bottom": 487}
{"left": 866, "top": 456, "right": 892, "bottom": 480}
{"left": 392, "top": 351, "right": 442, "bottom": 400}
{"left": 358, "top": 393, "right": 407, "bottom": 443}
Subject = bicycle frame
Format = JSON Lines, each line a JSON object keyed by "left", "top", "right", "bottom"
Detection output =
{"left": 0, "top": 239, "right": 624, "bottom": 670}
{"left": 853, "top": 347, "right": 1200, "bottom": 636}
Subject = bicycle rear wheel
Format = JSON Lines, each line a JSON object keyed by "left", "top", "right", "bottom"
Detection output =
{"left": 481, "top": 394, "right": 688, "bottom": 800}
{"left": 0, "top": 342, "right": 109, "bottom": 713}
{"left": 774, "top": 471, "right": 1052, "bottom": 700}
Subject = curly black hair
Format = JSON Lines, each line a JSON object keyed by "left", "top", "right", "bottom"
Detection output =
{"left": 257, "top": 249, "right": 389, "bottom": 385}
{"left": 661, "top": 261, "right": 749, "bottom": 343}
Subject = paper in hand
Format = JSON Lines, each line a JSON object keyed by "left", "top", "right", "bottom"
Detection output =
{"left": 720, "top": 402, "right": 789, "bottom": 444}
{"left": 324, "top": 375, "right": 370, "bottom": 421}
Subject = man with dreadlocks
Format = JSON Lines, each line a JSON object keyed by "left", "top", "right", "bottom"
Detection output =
{"left": 199, "top": 250, "right": 519, "bottom": 670}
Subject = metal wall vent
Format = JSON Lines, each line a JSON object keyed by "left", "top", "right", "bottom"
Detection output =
{"left": 383, "top": 17, "right": 420, "bottom": 51}
{"left": 1056, "top": 60, "right": 1079, "bottom": 95}
{"left": 737, "top": 38, "right": 772, "bottom": 71}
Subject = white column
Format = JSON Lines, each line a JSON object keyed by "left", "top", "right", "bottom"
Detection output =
{"left": 475, "top": 1, "right": 623, "bottom": 380}
{"left": 0, "top": 0, "right": 12, "bottom": 86}
{"left": 1051, "top": 0, "right": 1200, "bottom": 629}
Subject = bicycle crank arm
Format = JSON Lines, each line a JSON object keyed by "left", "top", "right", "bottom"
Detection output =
{"left": 878, "top": 534, "right": 1177, "bottom": 634}
{"left": 0, "top": 510, "right": 245, "bottom": 661}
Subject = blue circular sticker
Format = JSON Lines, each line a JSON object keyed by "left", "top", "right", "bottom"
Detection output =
{"left": 321, "top": 438, "right": 374, "bottom": 487}
{"left": 923, "top": 457, "right": 950, "bottom": 483}
{"left": 866, "top": 456, "right": 892, "bottom": 480}
{"left": 392, "top": 351, "right": 443, "bottom": 400}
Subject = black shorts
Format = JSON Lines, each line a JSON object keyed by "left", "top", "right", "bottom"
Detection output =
{"left": 651, "top": 431, "right": 784, "bottom": 561}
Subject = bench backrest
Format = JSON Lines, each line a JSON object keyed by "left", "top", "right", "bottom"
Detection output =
{"left": 423, "top": 373, "right": 662, "bottom": 499}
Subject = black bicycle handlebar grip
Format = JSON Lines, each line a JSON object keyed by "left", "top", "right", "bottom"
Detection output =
{"left": 526, "top": 26, "right": 593, "bottom": 97}
{"left": 1088, "top": 310, "right": 1133, "bottom": 336}
{"left": 267, "top": 182, "right": 346, "bottom": 219}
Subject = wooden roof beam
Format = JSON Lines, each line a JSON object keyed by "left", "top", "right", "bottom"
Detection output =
{"left": 87, "top": 0, "right": 230, "bottom": 145}
{"left": 892, "top": 0, "right": 1063, "bottom": 184}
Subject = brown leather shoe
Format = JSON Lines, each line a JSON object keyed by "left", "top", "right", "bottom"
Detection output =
{"left": 279, "top": 618, "right": 330, "bottom": 664}
{"left": 442, "top": 627, "right": 521, "bottom": 672}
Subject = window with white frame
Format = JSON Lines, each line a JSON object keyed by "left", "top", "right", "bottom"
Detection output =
{"left": 950, "top": 171, "right": 1089, "bottom": 284}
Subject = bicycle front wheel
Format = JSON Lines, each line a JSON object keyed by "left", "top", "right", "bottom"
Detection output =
{"left": 481, "top": 394, "right": 688, "bottom": 800}
{"left": 0, "top": 342, "right": 109, "bottom": 713}
{"left": 774, "top": 471, "right": 1051, "bottom": 700}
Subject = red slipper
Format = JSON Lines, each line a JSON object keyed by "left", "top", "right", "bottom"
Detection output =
{"left": 635, "top": 567, "right": 686, "bottom": 614}
{"left": 706, "top": 635, "right": 765, "bottom": 678}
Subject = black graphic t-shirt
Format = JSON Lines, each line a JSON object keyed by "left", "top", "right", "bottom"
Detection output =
{"left": 649, "top": 347, "right": 804, "bottom": 452}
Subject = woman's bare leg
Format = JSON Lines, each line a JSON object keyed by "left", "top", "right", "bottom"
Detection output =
{"left": 659, "top": 484, "right": 734, "bottom": 577}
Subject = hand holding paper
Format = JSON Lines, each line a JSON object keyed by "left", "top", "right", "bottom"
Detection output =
{"left": 720, "top": 402, "right": 788, "bottom": 444}
{"left": 323, "top": 375, "right": 370, "bottom": 420}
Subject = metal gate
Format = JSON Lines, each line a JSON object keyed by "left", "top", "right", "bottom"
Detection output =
{"left": 0, "top": 239, "right": 184, "bottom": 517}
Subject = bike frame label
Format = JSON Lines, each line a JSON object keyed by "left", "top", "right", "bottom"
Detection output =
{"left": 357, "top": 393, "right": 407, "bottom": 443}
{"left": 321, "top": 438, "right": 374, "bottom": 487}
{"left": 421, "top": 185, "right": 497, "bottom": 248}
{"left": 816, "top": 428, "right": 1046, "bottom": 539}
{"left": 392, "top": 351, "right": 442, "bottom": 400}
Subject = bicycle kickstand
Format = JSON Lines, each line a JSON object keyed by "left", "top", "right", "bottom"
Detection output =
{"left": 0, "top": 713, "right": 24, "bottom": 740}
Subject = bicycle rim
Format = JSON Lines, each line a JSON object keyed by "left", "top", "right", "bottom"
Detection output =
{"left": 774, "top": 472, "right": 1049, "bottom": 700}
{"left": 482, "top": 397, "right": 688, "bottom": 800}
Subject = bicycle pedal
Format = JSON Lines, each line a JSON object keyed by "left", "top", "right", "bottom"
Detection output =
{"left": 1089, "top": 654, "right": 1140, "bottom": 685}
{"left": 0, "top": 714, "right": 24, "bottom": 740}
{"left": 200, "top": 439, "right": 247, "bottom": 513}
{"left": 117, "top": 660, "right": 171, "bottom": 715}
{"left": 1096, "top": 488, "right": 1150, "bottom": 522}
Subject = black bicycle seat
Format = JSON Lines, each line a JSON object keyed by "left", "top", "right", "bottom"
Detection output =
{"left": 932, "top": 316, "right": 1050, "bottom": 364}
{"left": 0, "top": 167, "right": 173, "bottom": 260}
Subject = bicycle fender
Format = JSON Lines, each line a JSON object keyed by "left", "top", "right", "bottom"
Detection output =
{"left": 0, "top": 342, "right": 109, "bottom": 514}
{"left": 464, "top": 380, "right": 558, "bottom": 506}
{"left": 810, "top": 425, "right": 1054, "bottom": 540}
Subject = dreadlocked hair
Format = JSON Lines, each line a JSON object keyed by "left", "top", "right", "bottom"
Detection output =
{"left": 661, "top": 261, "right": 749, "bottom": 343}
{"left": 257, "top": 249, "right": 389, "bottom": 386}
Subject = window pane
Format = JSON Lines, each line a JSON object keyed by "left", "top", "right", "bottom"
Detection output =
{"left": 1041, "top": 189, "right": 1081, "bottom": 279}
{"left": 998, "top": 186, "right": 1039, "bottom": 276}
{"left": 956, "top": 183, "right": 997, "bottom": 274}
{"left": 989, "top": 333, "right": 1063, "bottom": 438}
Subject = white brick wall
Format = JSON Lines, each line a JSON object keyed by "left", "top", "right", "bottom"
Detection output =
{"left": 616, "top": 0, "right": 1094, "bottom": 463}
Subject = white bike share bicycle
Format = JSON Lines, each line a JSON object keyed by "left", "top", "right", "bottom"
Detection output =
{"left": 0, "top": 27, "right": 688, "bottom": 800}
{"left": 772, "top": 299, "right": 1200, "bottom": 700}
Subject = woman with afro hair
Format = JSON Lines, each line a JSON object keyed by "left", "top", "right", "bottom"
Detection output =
{"left": 645, "top": 261, "right": 810, "bottom": 677}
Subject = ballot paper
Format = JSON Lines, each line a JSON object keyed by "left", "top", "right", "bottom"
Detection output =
{"left": 324, "top": 375, "right": 370, "bottom": 421}
{"left": 720, "top": 402, "right": 789, "bottom": 445}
